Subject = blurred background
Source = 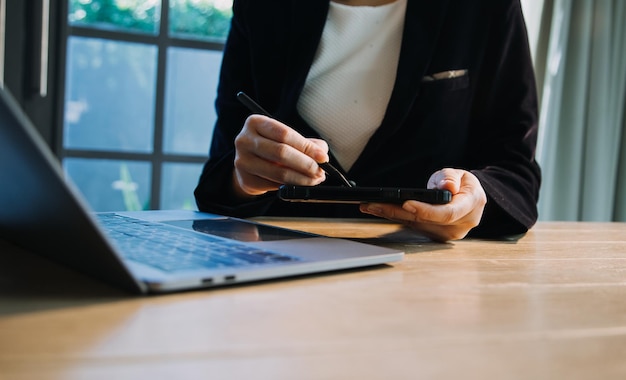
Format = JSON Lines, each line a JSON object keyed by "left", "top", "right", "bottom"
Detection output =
{"left": 1, "top": 0, "right": 625, "bottom": 222}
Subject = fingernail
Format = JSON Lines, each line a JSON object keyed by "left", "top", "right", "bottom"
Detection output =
{"left": 402, "top": 203, "right": 417, "bottom": 213}
{"left": 366, "top": 205, "right": 383, "bottom": 214}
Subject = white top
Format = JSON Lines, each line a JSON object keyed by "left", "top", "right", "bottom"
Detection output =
{"left": 297, "top": 0, "right": 407, "bottom": 171}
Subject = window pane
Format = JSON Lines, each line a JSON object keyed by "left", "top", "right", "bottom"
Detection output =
{"left": 68, "top": 0, "right": 161, "bottom": 35}
{"left": 160, "top": 163, "right": 203, "bottom": 210}
{"left": 169, "top": 0, "right": 233, "bottom": 41}
{"left": 163, "top": 47, "right": 221, "bottom": 155}
{"left": 64, "top": 158, "right": 152, "bottom": 212}
{"left": 64, "top": 37, "right": 157, "bottom": 152}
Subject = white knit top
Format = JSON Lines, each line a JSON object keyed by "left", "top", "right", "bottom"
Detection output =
{"left": 297, "top": 0, "right": 407, "bottom": 171}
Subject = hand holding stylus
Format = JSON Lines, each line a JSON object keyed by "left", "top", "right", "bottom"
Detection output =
{"left": 232, "top": 92, "right": 331, "bottom": 196}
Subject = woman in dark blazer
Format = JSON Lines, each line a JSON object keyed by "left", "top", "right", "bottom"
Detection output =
{"left": 194, "top": 0, "right": 541, "bottom": 242}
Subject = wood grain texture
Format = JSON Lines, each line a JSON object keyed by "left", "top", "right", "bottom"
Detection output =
{"left": 1, "top": 221, "right": 626, "bottom": 379}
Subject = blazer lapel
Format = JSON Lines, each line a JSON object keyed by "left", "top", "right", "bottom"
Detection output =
{"left": 274, "top": 1, "right": 452, "bottom": 173}
{"left": 351, "top": 0, "right": 451, "bottom": 174}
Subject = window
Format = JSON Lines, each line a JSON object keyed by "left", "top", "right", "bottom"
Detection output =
{"left": 62, "top": 0, "right": 232, "bottom": 211}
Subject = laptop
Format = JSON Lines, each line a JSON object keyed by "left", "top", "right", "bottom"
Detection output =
{"left": 0, "top": 87, "right": 403, "bottom": 294}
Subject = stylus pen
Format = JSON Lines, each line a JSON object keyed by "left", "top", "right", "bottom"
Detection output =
{"left": 236, "top": 91, "right": 354, "bottom": 188}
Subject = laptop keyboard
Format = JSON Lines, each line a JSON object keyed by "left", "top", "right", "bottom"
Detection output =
{"left": 96, "top": 214, "right": 300, "bottom": 273}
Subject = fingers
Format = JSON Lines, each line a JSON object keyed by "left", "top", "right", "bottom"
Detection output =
{"left": 252, "top": 117, "right": 329, "bottom": 163}
{"left": 233, "top": 115, "right": 329, "bottom": 195}
{"left": 360, "top": 169, "right": 487, "bottom": 242}
{"left": 360, "top": 202, "right": 470, "bottom": 241}
{"left": 360, "top": 202, "right": 473, "bottom": 242}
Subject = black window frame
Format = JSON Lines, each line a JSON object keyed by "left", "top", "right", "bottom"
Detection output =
{"left": 57, "top": 0, "right": 226, "bottom": 210}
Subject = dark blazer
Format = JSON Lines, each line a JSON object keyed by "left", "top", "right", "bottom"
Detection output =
{"left": 194, "top": 0, "right": 542, "bottom": 239}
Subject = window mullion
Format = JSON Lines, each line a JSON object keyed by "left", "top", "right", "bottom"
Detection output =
{"left": 150, "top": 0, "right": 172, "bottom": 210}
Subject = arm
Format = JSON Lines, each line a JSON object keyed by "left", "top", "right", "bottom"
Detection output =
{"left": 361, "top": 0, "right": 541, "bottom": 241}
{"left": 194, "top": 0, "right": 268, "bottom": 216}
{"left": 467, "top": 0, "right": 541, "bottom": 238}
{"left": 194, "top": 0, "right": 329, "bottom": 217}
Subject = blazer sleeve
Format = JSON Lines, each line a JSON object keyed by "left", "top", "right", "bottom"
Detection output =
{"left": 466, "top": 0, "right": 541, "bottom": 238}
{"left": 194, "top": 0, "right": 280, "bottom": 217}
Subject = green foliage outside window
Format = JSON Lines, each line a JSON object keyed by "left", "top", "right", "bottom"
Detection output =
{"left": 169, "top": 0, "right": 232, "bottom": 40}
{"left": 68, "top": 0, "right": 233, "bottom": 40}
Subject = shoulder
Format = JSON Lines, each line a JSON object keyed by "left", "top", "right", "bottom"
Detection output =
{"left": 428, "top": 0, "right": 523, "bottom": 28}
{"left": 449, "top": 0, "right": 522, "bottom": 18}
{"left": 233, "top": 0, "right": 298, "bottom": 14}
{"left": 232, "top": 0, "right": 319, "bottom": 28}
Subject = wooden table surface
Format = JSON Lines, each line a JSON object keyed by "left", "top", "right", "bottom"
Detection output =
{"left": 1, "top": 219, "right": 626, "bottom": 380}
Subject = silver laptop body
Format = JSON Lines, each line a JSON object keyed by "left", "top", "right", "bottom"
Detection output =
{"left": 0, "top": 87, "right": 403, "bottom": 294}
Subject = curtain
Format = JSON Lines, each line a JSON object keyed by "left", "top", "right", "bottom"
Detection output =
{"left": 535, "top": 0, "right": 626, "bottom": 221}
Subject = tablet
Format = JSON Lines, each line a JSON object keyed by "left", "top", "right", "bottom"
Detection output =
{"left": 278, "top": 185, "right": 452, "bottom": 205}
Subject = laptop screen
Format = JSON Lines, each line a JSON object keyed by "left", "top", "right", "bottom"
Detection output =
{"left": 164, "top": 219, "right": 314, "bottom": 242}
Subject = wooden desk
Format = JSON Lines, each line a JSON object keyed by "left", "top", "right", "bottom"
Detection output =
{"left": 1, "top": 220, "right": 626, "bottom": 379}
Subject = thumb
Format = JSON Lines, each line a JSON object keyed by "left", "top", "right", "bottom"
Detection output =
{"left": 427, "top": 168, "right": 462, "bottom": 194}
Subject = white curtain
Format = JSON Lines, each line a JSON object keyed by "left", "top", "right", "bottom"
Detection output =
{"left": 535, "top": 0, "right": 626, "bottom": 221}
